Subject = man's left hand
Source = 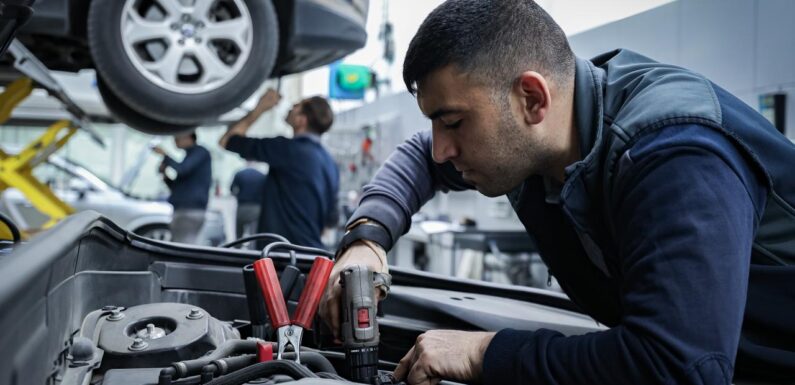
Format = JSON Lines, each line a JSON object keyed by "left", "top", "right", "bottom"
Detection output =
{"left": 255, "top": 88, "right": 282, "bottom": 112}
{"left": 393, "top": 330, "right": 496, "bottom": 385}
{"left": 152, "top": 146, "right": 166, "bottom": 156}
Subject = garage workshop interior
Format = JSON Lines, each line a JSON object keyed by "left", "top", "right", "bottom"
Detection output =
{"left": 1, "top": 1, "right": 794, "bottom": 385}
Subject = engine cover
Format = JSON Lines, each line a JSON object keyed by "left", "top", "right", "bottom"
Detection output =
{"left": 95, "top": 303, "right": 239, "bottom": 371}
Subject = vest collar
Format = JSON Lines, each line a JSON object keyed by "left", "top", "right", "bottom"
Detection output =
{"left": 560, "top": 56, "right": 607, "bottom": 209}
{"left": 560, "top": 56, "right": 613, "bottom": 277}
{"left": 571, "top": 56, "right": 606, "bottom": 165}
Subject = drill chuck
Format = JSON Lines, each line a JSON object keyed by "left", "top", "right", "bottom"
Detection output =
{"left": 345, "top": 345, "right": 379, "bottom": 382}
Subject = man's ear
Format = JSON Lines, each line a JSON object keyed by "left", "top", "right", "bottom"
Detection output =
{"left": 516, "top": 71, "right": 551, "bottom": 125}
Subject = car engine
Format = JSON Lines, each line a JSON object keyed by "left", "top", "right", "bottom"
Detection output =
{"left": 62, "top": 303, "right": 404, "bottom": 385}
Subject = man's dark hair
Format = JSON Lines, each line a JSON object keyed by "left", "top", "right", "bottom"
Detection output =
{"left": 301, "top": 96, "right": 334, "bottom": 135}
{"left": 403, "top": 0, "right": 575, "bottom": 95}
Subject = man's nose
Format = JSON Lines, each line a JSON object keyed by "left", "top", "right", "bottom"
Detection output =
{"left": 432, "top": 130, "right": 459, "bottom": 164}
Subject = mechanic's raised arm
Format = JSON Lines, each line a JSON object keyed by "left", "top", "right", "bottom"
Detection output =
{"left": 219, "top": 88, "right": 281, "bottom": 148}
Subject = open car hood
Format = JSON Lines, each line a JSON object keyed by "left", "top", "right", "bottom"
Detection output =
{"left": 0, "top": 211, "right": 603, "bottom": 384}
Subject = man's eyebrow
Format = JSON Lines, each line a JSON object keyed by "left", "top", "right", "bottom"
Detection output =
{"left": 427, "top": 108, "right": 465, "bottom": 120}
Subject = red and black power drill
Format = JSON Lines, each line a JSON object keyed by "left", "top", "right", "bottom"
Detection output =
{"left": 340, "top": 264, "right": 380, "bottom": 383}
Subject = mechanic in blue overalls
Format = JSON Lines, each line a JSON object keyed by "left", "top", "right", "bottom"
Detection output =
{"left": 219, "top": 90, "right": 339, "bottom": 249}
{"left": 154, "top": 132, "right": 212, "bottom": 244}
{"left": 318, "top": 1, "right": 795, "bottom": 384}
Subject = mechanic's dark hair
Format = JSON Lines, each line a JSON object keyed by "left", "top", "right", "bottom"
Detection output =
{"left": 301, "top": 96, "right": 334, "bottom": 135}
{"left": 176, "top": 132, "right": 197, "bottom": 142}
{"left": 403, "top": 0, "right": 575, "bottom": 95}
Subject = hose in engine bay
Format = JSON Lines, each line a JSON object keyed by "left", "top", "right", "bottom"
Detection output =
{"left": 158, "top": 339, "right": 258, "bottom": 385}
{"left": 199, "top": 351, "right": 336, "bottom": 383}
{"left": 204, "top": 360, "right": 318, "bottom": 385}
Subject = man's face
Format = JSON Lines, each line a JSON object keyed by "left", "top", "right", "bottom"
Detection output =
{"left": 285, "top": 102, "right": 306, "bottom": 133}
{"left": 174, "top": 134, "right": 193, "bottom": 149}
{"left": 417, "top": 65, "right": 549, "bottom": 197}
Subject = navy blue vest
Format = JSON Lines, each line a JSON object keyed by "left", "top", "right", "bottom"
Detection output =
{"left": 508, "top": 49, "right": 795, "bottom": 378}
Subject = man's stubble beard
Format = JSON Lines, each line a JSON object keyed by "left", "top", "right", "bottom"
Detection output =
{"left": 475, "top": 104, "right": 546, "bottom": 197}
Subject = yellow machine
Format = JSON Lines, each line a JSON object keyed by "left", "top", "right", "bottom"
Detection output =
{"left": 0, "top": 40, "right": 105, "bottom": 241}
{"left": 0, "top": 77, "right": 78, "bottom": 233}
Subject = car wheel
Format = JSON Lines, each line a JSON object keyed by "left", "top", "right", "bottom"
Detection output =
{"left": 97, "top": 75, "right": 196, "bottom": 135}
{"left": 134, "top": 224, "right": 172, "bottom": 242}
{"left": 87, "top": 0, "right": 279, "bottom": 126}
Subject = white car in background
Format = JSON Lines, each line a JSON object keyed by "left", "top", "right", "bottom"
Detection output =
{"left": 0, "top": 155, "right": 225, "bottom": 245}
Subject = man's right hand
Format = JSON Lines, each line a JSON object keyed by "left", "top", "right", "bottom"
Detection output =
{"left": 319, "top": 241, "right": 387, "bottom": 342}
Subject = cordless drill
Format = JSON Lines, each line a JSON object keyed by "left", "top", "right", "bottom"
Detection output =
{"left": 340, "top": 264, "right": 380, "bottom": 383}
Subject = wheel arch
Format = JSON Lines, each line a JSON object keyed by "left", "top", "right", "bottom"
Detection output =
{"left": 129, "top": 216, "right": 171, "bottom": 234}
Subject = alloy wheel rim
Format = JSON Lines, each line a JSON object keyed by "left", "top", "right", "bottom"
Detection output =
{"left": 119, "top": 0, "right": 254, "bottom": 94}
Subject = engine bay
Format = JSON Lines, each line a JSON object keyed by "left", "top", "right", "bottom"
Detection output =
{"left": 0, "top": 213, "right": 601, "bottom": 385}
